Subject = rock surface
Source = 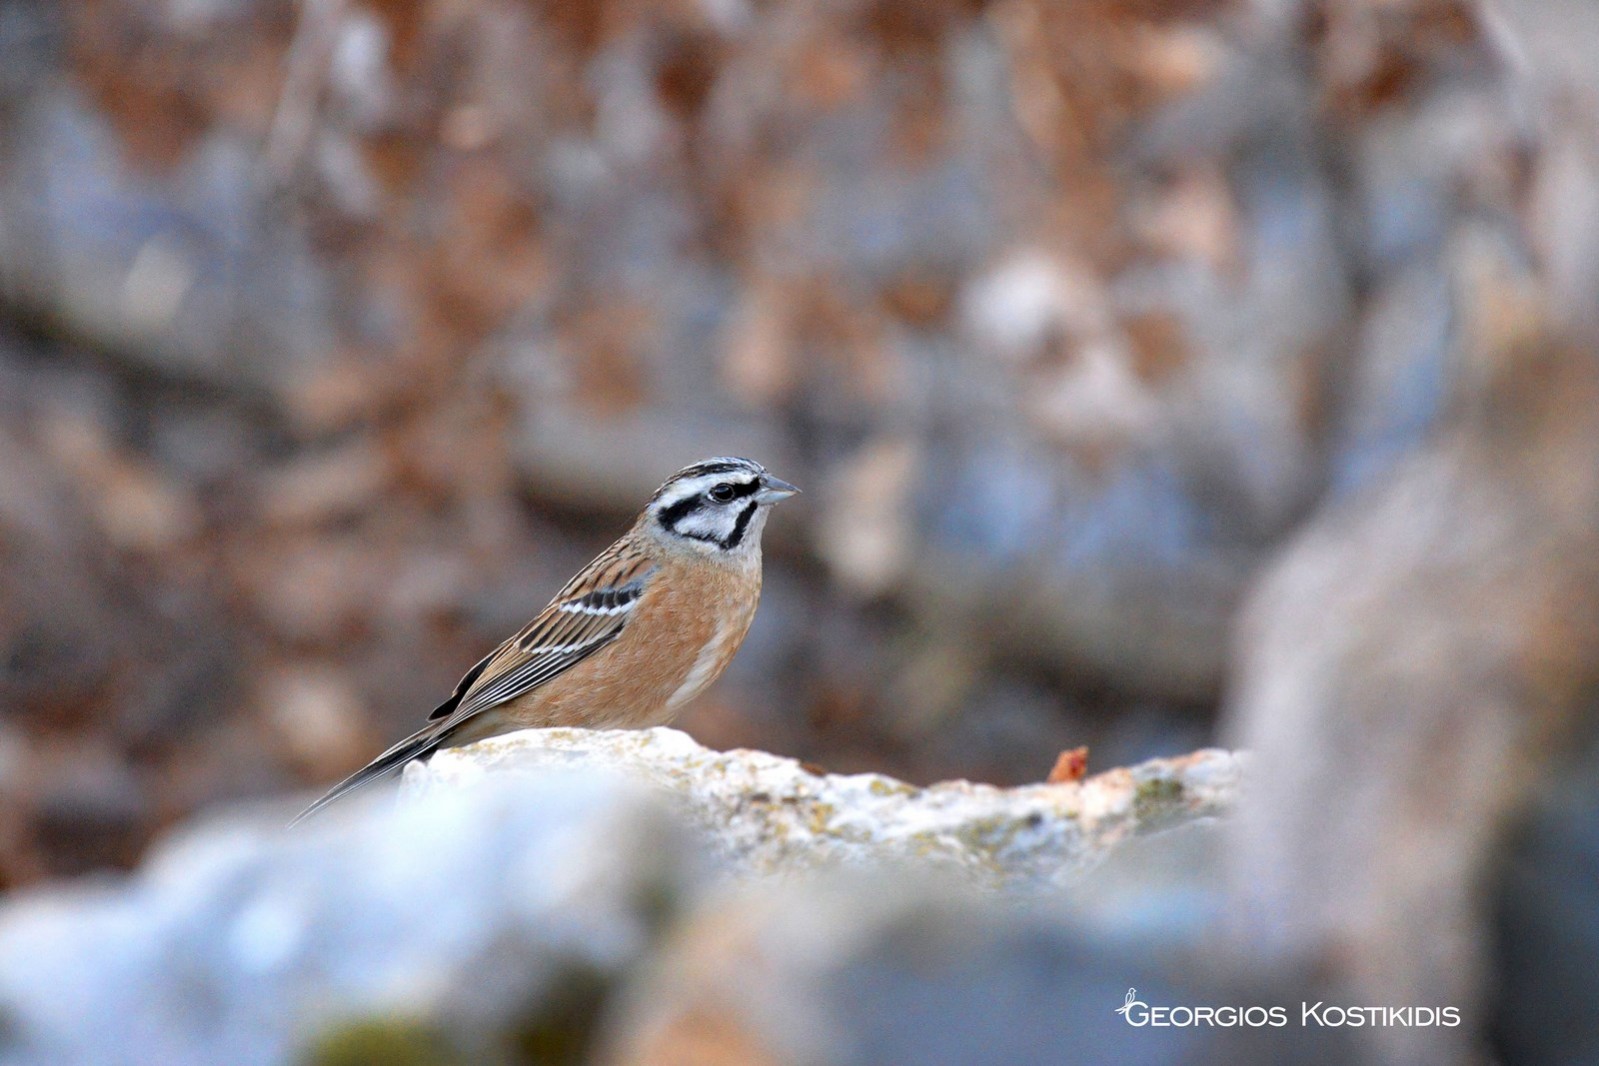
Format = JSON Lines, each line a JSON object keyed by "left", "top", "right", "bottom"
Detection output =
{"left": 405, "top": 727, "right": 1245, "bottom": 890}
{"left": 0, "top": 733, "right": 1242, "bottom": 1065}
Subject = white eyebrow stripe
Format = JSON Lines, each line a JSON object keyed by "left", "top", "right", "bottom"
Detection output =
{"left": 655, "top": 469, "right": 759, "bottom": 504}
{"left": 653, "top": 482, "right": 708, "bottom": 511}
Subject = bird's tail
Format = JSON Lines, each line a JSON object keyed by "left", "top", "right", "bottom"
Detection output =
{"left": 289, "top": 723, "right": 446, "bottom": 827}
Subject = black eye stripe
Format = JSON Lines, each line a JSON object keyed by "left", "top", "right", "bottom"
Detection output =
{"left": 651, "top": 459, "right": 767, "bottom": 506}
{"left": 713, "top": 480, "right": 760, "bottom": 501}
{"left": 657, "top": 495, "right": 760, "bottom": 551}
{"left": 659, "top": 478, "right": 758, "bottom": 520}
{"left": 656, "top": 494, "right": 703, "bottom": 530}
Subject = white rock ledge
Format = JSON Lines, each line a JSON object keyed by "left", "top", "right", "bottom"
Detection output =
{"left": 404, "top": 727, "right": 1245, "bottom": 890}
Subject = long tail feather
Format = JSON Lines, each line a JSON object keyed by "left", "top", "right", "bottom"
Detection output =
{"left": 289, "top": 725, "right": 445, "bottom": 827}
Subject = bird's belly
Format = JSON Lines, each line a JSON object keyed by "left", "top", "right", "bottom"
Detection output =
{"left": 661, "top": 613, "right": 746, "bottom": 715}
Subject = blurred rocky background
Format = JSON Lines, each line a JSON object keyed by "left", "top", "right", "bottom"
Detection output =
{"left": 2, "top": 0, "right": 1599, "bottom": 1061}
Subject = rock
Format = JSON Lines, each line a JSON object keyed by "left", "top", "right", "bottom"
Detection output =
{"left": 0, "top": 728, "right": 1246, "bottom": 1066}
{"left": 0, "top": 773, "right": 702, "bottom": 1066}
{"left": 0, "top": 732, "right": 1243, "bottom": 1066}
{"left": 600, "top": 864, "right": 1356, "bottom": 1066}
{"left": 602, "top": 873, "right": 1207, "bottom": 1066}
{"left": 404, "top": 727, "right": 1245, "bottom": 890}
{"left": 1221, "top": 306, "right": 1599, "bottom": 1066}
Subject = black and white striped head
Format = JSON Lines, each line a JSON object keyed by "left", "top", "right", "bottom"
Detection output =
{"left": 646, "top": 457, "right": 799, "bottom": 556}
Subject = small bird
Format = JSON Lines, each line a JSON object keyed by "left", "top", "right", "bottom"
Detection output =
{"left": 293, "top": 457, "right": 798, "bottom": 823}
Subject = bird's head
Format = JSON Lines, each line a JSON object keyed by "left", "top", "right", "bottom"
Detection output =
{"left": 645, "top": 457, "right": 799, "bottom": 557}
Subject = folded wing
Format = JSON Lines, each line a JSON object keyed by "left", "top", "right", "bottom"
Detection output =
{"left": 291, "top": 551, "right": 658, "bottom": 824}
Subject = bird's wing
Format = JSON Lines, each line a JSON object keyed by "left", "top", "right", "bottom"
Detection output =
{"left": 290, "top": 546, "right": 657, "bottom": 826}
{"left": 428, "top": 548, "right": 659, "bottom": 727}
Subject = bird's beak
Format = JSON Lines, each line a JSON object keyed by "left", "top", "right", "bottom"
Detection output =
{"left": 756, "top": 474, "right": 800, "bottom": 503}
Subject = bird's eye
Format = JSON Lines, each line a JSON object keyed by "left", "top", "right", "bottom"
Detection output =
{"left": 709, "top": 482, "right": 736, "bottom": 502}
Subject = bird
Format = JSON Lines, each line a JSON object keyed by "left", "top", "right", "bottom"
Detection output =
{"left": 292, "top": 456, "right": 798, "bottom": 824}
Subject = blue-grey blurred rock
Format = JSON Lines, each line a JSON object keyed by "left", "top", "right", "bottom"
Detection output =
{"left": 0, "top": 62, "right": 335, "bottom": 399}
{"left": 602, "top": 863, "right": 1355, "bottom": 1066}
{"left": 1222, "top": 300, "right": 1599, "bottom": 1066}
{"left": 0, "top": 773, "right": 702, "bottom": 1066}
